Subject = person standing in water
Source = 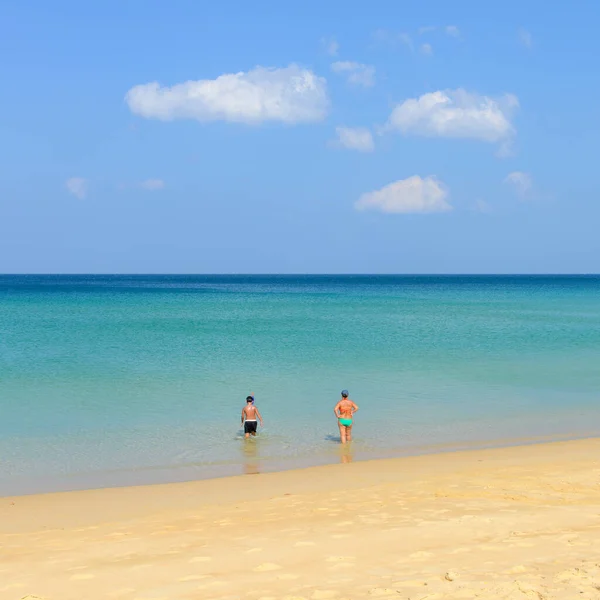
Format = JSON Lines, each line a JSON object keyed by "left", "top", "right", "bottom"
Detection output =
{"left": 333, "top": 390, "right": 359, "bottom": 444}
{"left": 241, "top": 395, "right": 263, "bottom": 439}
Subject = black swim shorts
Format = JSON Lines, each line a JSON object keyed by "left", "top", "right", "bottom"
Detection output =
{"left": 244, "top": 420, "right": 258, "bottom": 434}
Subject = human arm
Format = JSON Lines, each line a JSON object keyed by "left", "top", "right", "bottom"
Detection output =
{"left": 255, "top": 407, "right": 264, "bottom": 426}
{"left": 333, "top": 401, "right": 341, "bottom": 418}
{"left": 241, "top": 408, "right": 245, "bottom": 425}
{"left": 351, "top": 402, "right": 359, "bottom": 415}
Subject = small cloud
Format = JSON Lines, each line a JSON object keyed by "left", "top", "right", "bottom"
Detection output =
{"left": 322, "top": 37, "right": 339, "bottom": 56}
{"left": 140, "top": 179, "right": 165, "bottom": 191}
{"left": 372, "top": 29, "right": 390, "bottom": 43}
{"left": 420, "top": 43, "right": 433, "bottom": 56}
{"left": 65, "top": 177, "right": 87, "bottom": 199}
{"left": 372, "top": 30, "right": 414, "bottom": 52}
{"left": 355, "top": 175, "right": 451, "bottom": 214}
{"left": 126, "top": 64, "right": 329, "bottom": 125}
{"left": 330, "top": 61, "right": 375, "bottom": 87}
{"left": 385, "top": 88, "right": 519, "bottom": 148}
{"left": 398, "top": 32, "right": 414, "bottom": 52}
{"left": 376, "top": 27, "right": 458, "bottom": 49}
{"left": 504, "top": 171, "right": 533, "bottom": 198}
{"left": 372, "top": 28, "right": 393, "bottom": 45}
{"left": 331, "top": 126, "right": 374, "bottom": 152}
{"left": 117, "top": 179, "right": 166, "bottom": 191}
{"left": 496, "top": 140, "right": 516, "bottom": 159}
{"left": 474, "top": 199, "right": 493, "bottom": 214}
{"left": 518, "top": 28, "right": 533, "bottom": 48}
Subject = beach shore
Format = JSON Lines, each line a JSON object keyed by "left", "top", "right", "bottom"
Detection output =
{"left": 2, "top": 439, "right": 600, "bottom": 599}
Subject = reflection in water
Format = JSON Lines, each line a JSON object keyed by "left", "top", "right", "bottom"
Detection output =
{"left": 340, "top": 445, "right": 354, "bottom": 464}
{"left": 242, "top": 439, "right": 260, "bottom": 475}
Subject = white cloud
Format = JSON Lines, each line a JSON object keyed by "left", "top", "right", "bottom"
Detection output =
{"left": 418, "top": 26, "right": 436, "bottom": 35}
{"left": 125, "top": 65, "right": 329, "bottom": 125}
{"left": 332, "top": 126, "right": 374, "bottom": 152}
{"left": 420, "top": 43, "right": 433, "bottom": 56}
{"left": 385, "top": 88, "right": 519, "bottom": 145}
{"left": 355, "top": 176, "right": 451, "bottom": 214}
{"left": 518, "top": 28, "right": 533, "bottom": 48}
{"left": 330, "top": 61, "right": 375, "bottom": 87}
{"left": 65, "top": 177, "right": 87, "bottom": 199}
{"left": 322, "top": 37, "right": 339, "bottom": 56}
{"left": 504, "top": 171, "right": 532, "bottom": 198}
{"left": 140, "top": 179, "right": 165, "bottom": 191}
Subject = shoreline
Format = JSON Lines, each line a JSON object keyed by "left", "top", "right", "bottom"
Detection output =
{"left": 3, "top": 427, "right": 600, "bottom": 499}
{"left": 2, "top": 435, "right": 598, "bottom": 524}
{"left": 2, "top": 437, "right": 600, "bottom": 598}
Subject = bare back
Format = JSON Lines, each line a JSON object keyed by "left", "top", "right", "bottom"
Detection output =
{"left": 335, "top": 399, "right": 359, "bottom": 420}
{"left": 336, "top": 399, "right": 356, "bottom": 418}
{"left": 243, "top": 405, "right": 259, "bottom": 420}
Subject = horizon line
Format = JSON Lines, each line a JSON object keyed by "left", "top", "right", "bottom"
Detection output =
{"left": 1, "top": 273, "right": 599, "bottom": 277}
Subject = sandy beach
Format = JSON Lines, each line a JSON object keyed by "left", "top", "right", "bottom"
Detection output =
{"left": 1, "top": 439, "right": 600, "bottom": 600}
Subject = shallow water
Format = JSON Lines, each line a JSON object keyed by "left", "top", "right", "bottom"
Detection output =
{"left": 1, "top": 275, "right": 599, "bottom": 495}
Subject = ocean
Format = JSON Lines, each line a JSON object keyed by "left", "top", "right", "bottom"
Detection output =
{"left": 1, "top": 275, "right": 599, "bottom": 495}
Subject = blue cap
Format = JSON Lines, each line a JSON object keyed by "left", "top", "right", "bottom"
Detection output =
{"left": 341, "top": 390, "right": 349, "bottom": 397}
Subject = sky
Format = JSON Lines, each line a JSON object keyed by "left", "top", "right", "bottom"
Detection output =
{"left": 1, "top": 0, "right": 599, "bottom": 274}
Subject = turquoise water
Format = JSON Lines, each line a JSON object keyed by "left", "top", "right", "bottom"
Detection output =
{"left": 1, "top": 275, "right": 600, "bottom": 495}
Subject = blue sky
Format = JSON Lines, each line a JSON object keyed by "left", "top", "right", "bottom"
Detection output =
{"left": 1, "top": 0, "right": 599, "bottom": 273}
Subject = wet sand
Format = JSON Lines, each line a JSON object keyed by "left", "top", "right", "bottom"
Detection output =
{"left": 1, "top": 438, "right": 600, "bottom": 599}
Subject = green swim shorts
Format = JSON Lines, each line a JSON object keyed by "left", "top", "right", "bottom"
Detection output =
{"left": 339, "top": 418, "right": 353, "bottom": 427}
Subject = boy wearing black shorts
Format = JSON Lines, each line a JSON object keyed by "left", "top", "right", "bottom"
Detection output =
{"left": 241, "top": 395, "right": 263, "bottom": 438}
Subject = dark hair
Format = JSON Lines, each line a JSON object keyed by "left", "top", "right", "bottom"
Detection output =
{"left": 246, "top": 396, "right": 254, "bottom": 402}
